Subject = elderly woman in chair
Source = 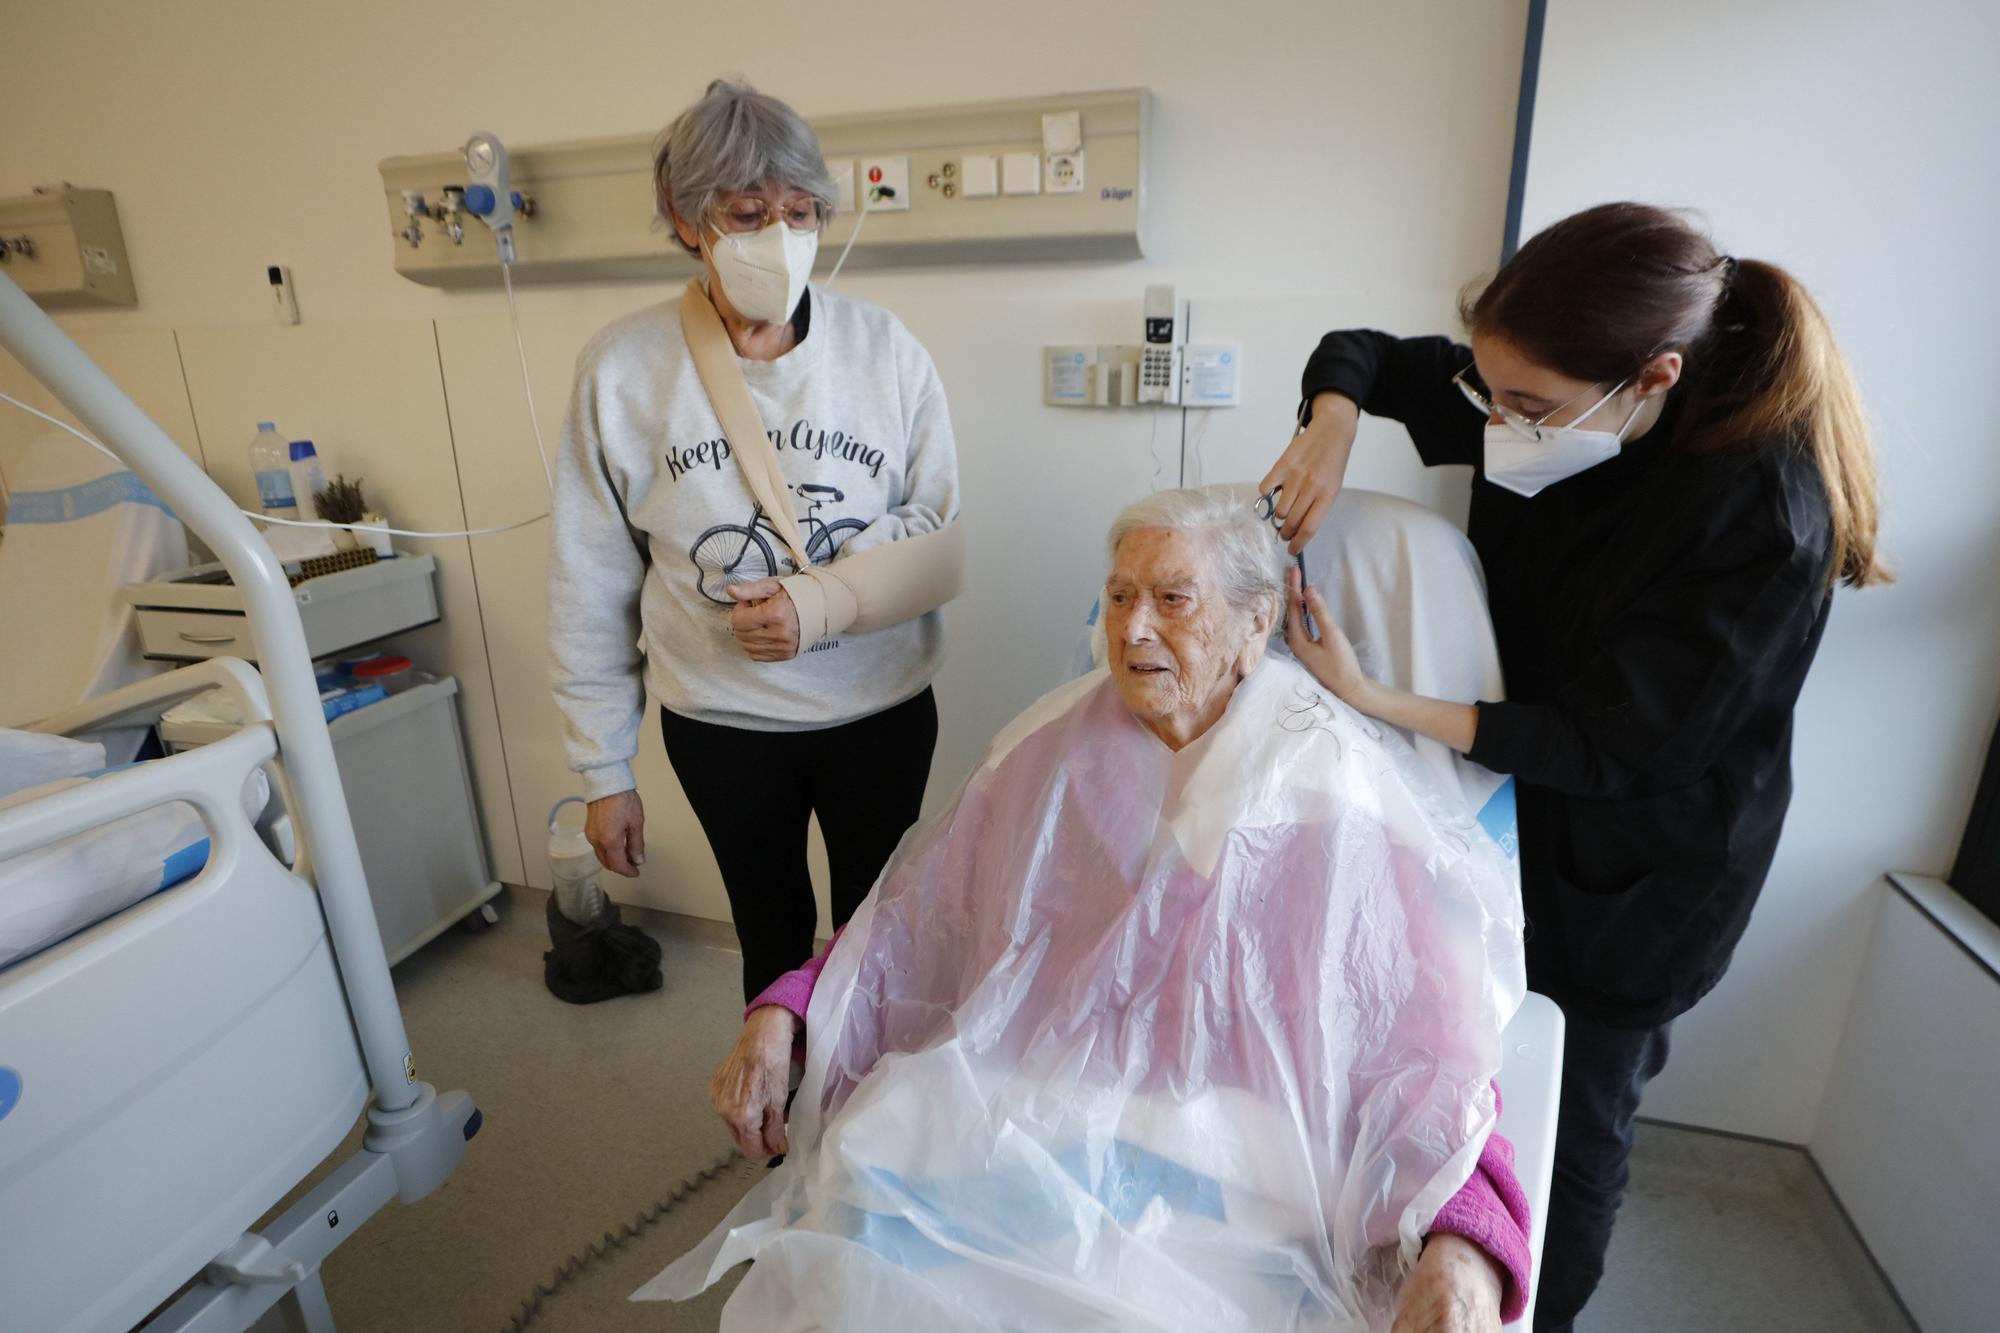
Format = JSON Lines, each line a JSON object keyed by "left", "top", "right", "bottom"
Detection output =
{"left": 655, "top": 488, "right": 1532, "bottom": 1333}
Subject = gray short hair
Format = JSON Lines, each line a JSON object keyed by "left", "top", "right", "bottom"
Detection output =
{"left": 653, "top": 79, "right": 838, "bottom": 255}
{"left": 1106, "top": 484, "right": 1287, "bottom": 633}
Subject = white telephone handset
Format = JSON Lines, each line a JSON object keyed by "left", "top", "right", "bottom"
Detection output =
{"left": 1138, "top": 282, "right": 1184, "bottom": 405}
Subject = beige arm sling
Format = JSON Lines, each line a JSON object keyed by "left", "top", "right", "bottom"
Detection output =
{"left": 679, "top": 279, "right": 965, "bottom": 651}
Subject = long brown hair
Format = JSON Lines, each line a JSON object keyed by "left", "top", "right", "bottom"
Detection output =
{"left": 1462, "top": 203, "right": 1888, "bottom": 588}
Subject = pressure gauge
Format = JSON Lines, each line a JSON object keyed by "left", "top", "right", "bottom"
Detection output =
{"left": 465, "top": 135, "right": 500, "bottom": 176}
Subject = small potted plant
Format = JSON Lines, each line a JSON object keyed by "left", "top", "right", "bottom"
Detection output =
{"left": 312, "top": 475, "right": 392, "bottom": 556}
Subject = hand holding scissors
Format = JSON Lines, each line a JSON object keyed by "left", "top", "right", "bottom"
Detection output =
{"left": 1256, "top": 487, "right": 1315, "bottom": 638}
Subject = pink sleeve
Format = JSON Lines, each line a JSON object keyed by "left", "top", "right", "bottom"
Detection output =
{"left": 1425, "top": 1085, "right": 1533, "bottom": 1323}
{"left": 745, "top": 927, "right": 844, "bottom": 1024}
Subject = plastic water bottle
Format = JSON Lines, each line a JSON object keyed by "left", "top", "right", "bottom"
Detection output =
{"left": 288, "top": 440, "right": 328, "bottom": 521}
{"left": 547, "top": 797, "right": 608, "bottom": 926}
{"left": 250, "top": 422, "right": 297, "bottom": 517}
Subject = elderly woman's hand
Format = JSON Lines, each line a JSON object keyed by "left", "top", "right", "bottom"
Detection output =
{"left": 585, "top": 789, "right": 646, "bottom": 877}
{"left": 1284, "top": 566, "right": 1370, "bottom": 705}
{"left": 1391, "top": 1234, "right": 1505, "bottom": 1333}
{"left": 728, "top": 578, "right": 801, "bottom": 661}
{"left": 710, "top": 1004, "right": 803, "bottom": 1159}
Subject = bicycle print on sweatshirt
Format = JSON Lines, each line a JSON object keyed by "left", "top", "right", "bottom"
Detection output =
{"left": 548, "top": 284, "right": 958, "bottom": 752}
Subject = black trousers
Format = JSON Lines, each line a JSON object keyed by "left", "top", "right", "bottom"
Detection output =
{"left": 660, "top": 688, "right": 939, "bottom": 1003}
{"left": 1533, "top": 1012, "right": 1674, "bottom": 1332}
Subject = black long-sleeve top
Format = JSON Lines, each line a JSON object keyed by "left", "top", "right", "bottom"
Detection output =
{"left": 1304, "top": 331, "right": 1836, "bottom": 1027}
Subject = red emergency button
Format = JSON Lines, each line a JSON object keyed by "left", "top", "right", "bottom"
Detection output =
{"left": 868, "top": 166, "right": 883, "bottom": 184}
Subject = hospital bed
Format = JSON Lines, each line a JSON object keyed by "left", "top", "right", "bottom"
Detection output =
{"left": 0, "top": 271, "right": 479, "bottom": 1332}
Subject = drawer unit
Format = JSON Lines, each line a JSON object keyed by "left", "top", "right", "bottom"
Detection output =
{"left": 125, "top": 554, "right": 438, "bottom": 663}
{"left": 161, "top": 676, "right": 500, "bottom": 964}
{"left": 136, "top": 607, "right": 254, "bottom": 659}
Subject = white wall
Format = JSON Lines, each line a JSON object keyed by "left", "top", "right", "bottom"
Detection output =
{"left": 1521, "top": 0, "right": 2000, "bottom": 1141}
{"left": 1813, "top": 878, "right": 2000, "bottom": 1333}
{"left": 1, "top": 1, "right": 1529, "bottom": 924}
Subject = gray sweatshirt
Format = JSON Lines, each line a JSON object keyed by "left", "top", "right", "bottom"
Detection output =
{"left": 548, "top": 286, "right": 960, "bottom": 800}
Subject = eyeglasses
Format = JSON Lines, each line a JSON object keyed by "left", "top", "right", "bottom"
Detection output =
{"left": 1452, "top": 364, "right": 1628, "bottom": 442}
{"left": 710, "top": 194, "right": 827, "bottom": 236}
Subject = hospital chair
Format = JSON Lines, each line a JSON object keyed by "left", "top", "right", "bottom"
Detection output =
{"left": 1080, "top": 485, "right": 1564, "bottom": 1327}
{"left": 0, "top": 272, "right": 480, "bottom": 1331}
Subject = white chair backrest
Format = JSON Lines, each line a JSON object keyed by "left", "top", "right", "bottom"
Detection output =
{"left": 1286, "top": 488, "right": 1514, "bottom": 851}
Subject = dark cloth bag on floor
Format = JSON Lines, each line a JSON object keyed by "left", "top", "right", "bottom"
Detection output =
{"left": 542, "top": 894, "right": 663, "bottom": 1004}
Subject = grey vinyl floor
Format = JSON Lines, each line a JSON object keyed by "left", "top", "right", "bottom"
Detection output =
{"left": 232, "top": 889, "right": 1914, "bottom": 1333}
{"left": 1588, "top": 1122, "right": 1914, "bottom": 1332}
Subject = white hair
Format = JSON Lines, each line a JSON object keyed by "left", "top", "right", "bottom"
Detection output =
{"left": 653, "top": 79, "right": 838, "bottom": 254}
{"left": 1105, "top": 484, "right": 1287, "bottom": 633}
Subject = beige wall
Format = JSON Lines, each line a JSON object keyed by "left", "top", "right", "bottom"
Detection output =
{"left": 1, "top": 0, "right": 1527, "bottom": 923}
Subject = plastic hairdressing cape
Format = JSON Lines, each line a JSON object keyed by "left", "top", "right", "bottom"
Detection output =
{"left": 640, "top": 654, "right": 1525, "bottom": 1331}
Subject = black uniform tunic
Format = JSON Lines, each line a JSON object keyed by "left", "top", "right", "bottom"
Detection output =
{"left": 1304, "top": 330, "right": 1835, "bottom": 1027}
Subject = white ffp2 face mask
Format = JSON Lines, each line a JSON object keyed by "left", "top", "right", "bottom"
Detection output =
{"left": 1482, "top": 385, "right": 1644, "bottom": 498}
{"left": 706, "top": 220, "right": 818, "bottom": 325}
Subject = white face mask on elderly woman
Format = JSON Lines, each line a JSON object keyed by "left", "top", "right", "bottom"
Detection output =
{"left": 1481, "top": 379, "right": 1645, "bottom": 499}
{"left": 706, "top": 219, "right": 818, "bottom": 325}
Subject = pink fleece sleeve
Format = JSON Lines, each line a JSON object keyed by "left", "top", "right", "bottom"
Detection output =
{"left": 1425, "top": 1086, "right": 1533, "bottom": 1323}
{"left": 745, "top": 927, "right": 843, "bottom": 1023}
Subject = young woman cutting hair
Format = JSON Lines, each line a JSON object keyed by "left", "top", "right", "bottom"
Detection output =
{"left": 1263, "top": 202, "right": 1887, "bottom": 1332}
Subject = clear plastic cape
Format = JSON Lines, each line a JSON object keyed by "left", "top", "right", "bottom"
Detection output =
{"left": 640, "top": 655, "right": 1525, "bottom": 1331}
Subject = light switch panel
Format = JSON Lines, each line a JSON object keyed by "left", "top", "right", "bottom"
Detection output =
{"left": 960, "top": 153, "right": 998, "bottom": 198}
{"left": 1002, "top": 151, "right": 1041, "bottom": 196}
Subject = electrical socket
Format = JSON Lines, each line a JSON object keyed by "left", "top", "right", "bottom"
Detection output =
{"left": 858, "top": 157, "right": 911, "bottom": 211}
{"left": 1045, "top": 150, "right": 1085, "bottom": 194}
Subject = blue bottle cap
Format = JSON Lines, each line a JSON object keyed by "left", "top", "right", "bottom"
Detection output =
{"left": 257, "top": 420, "right": 276, "bottom": 430}
{"left": 289, "top": 440, "right": 317, "bottom": 461}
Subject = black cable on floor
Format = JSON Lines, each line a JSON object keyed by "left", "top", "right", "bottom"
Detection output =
{"left": 500, "top": 1149, "right": 746, "bottom": 1332}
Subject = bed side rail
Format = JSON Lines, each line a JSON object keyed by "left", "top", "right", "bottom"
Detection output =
{"left": 30, "top": 656, "right": 273, "bottom": 738}
{"left": 0, "top": 723, "right": 276, "bottom": 865}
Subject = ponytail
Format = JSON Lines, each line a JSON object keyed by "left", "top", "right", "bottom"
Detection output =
{"left": 1466, "top": 203, "right": 1890, "bottom": 590}
{"left": 1689, "top": 258, "right": 1890, "bottom": 588}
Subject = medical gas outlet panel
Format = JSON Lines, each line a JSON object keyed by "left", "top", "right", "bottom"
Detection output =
{"left": 0, "top": 187, "right": 137, "bottom": 308}
{"left": 381, "top": 90, "right": 1149, "bottom": 287}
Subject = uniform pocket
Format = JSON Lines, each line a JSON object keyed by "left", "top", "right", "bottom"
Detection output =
{"left": 1539, "top": 775, "right": 1739, "bottom": 1005}
{"left": 1557, "top": 775, "right": 1733, "bottom": 897}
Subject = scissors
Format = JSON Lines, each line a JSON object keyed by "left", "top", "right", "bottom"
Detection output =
{"left": 1255, "top": 487, "right": 1315, "bottom": 639}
